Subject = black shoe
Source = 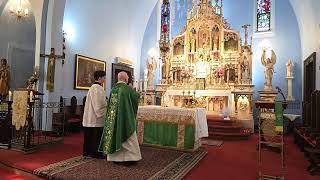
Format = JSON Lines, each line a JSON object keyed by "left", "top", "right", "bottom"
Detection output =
{"left": 92, "top": 154, "right": 105, "bottom": 159}
{"left": 127, "top": 161, "right": 138, "bottom": 166}
{"left": 113, "top": 161, "right": 138, "bottom": 166}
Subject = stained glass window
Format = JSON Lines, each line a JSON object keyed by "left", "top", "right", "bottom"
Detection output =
{"left": 257, "top": 0, "right": 271, "bottom": 32}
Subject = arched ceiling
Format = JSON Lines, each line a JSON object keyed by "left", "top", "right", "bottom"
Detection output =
{"left": 3, "top": 0, "right": 319, "bottom": 63}
{"left": 289, "top": 0, "right": 320, "bottom": 59}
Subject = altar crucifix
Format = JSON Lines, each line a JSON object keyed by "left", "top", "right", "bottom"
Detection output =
{"left": 241, "top": 24, "right": 251, "bottom": 46}
{"left": 40, "top": 48, "right": 65, "bottom": 92}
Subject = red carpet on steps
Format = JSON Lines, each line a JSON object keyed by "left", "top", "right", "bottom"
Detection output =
{"left": 0, "top": 133, "right": 83, "bottom": 173}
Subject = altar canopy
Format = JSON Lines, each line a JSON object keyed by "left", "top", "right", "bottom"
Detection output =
{"left": 137, "top": 106, "right": 208, "bottom": 151}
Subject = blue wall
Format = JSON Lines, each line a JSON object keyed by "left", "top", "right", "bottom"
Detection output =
{"left": 140, "top": 0, "right": 302, "bottom": 120}
{"left": 140, "top": 1, "right": 160, "bottom": 85}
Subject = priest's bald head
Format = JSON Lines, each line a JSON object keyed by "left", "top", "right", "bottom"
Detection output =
{"left": 118, "top": 71, "right": 129, "bottom": 83}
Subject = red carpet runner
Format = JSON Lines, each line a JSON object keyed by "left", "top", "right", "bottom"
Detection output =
{"left": 0, "top": 133, "right": 83, "bottom": 173}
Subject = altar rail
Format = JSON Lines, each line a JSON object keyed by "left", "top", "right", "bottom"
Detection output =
{"left": 2, "top": 101, "right": 65, "bottom": 152}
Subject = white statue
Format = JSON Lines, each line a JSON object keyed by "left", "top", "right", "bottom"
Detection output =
{"left": 146, "top": 57, "right": 157, "bottom": 88}
{"left": 261, "top": 49, "right": 277, "bottom": 91}
{"left": 286, "top": 59, "right": 294, "bottom": 77}
{"left": 242, "top": 60, "right": 250, "bottom": 79}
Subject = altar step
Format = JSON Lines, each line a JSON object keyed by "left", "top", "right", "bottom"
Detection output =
{"left": 207, "top": 116, "right": 251, "bottom": 140}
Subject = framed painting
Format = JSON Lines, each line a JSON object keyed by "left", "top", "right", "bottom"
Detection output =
{"left": 74, "top": 54, "right": 106, "bottom": 90}
{"left": 111, "top": 63, "right": 134, "bottom": 88}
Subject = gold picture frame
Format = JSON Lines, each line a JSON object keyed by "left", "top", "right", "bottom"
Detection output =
{"left": 74, "top": 54, "right": 106, "bottom": 90}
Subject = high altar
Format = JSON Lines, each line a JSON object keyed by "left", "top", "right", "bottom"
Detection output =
{"left": 148, "top": 0, "right": 254, "bottom": 130}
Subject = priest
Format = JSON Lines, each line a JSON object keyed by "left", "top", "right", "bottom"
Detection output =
{"left": 99, "top": 71, "right": 141, "bottom": 165}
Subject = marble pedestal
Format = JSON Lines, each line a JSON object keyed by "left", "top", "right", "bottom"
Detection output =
{"left": 286, "top": 76, "right": 295, "bottom": 101}
{"left": 258, "top": 90, "right": 278, "bottom": 103}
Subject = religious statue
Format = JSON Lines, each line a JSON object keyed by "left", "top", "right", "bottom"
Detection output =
{"left": 26, "top": 67, "right": 40, "bottom": 89}
{"left": 241, "top": 60, "right": 250, "bottom": 79}
{"left": 191, "top": 37, "right": 196, "bottom": 52}
{"left": 0, "top": 58, "right": 10, "bottom": 99}
{"left": 261, "top": 49, "right": 277, "bottom": 91}
{"left": 146, "top": 57, "right": 157, "bottom": 88}
{"left": 161, "top": 56, "right": 169, "bottom": 81}
{"left": 286, "top": 59, "right": 294, "bottom": 77}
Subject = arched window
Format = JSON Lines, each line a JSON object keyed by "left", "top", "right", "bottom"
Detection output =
{"left": 253, "top": 0, "right": 275, "bottom": 37}
{"left": 257, "top": 0, "right": 271, "bottom": 32}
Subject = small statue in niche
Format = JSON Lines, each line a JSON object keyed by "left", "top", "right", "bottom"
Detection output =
{"left": 146, "top": 57, "right": 157, "bottom": 88}
{"left": 0, "top": 58, "right": 10, "bottom": 99}
{"left": 261, "top": 48, "right": 277, "bottom": 91}
{"left": 286, "top": 59, "right": 294, "bottom": 77}
{"left": 202, "top": 33, "right": 207, "bottom": 49}
{"left": 241, "top": 59, "right": 250, "bottom": 79}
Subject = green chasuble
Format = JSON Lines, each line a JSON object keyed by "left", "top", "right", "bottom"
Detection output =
{"left": 99, "top": 82, "right": 140, "bottom": 154}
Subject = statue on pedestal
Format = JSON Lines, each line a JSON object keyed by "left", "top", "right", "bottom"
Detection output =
{"left": 286, "top": 59, "right": 295, "bottom": 101}
{"left": 146, "top": 57, "right": 157, "bottom": 88}
{"left": 261, "top": 49, "right": 276, "bottom": 91}
{"left": 286, "top": 59, "right": 294, "bottom": 77}
{"left": 0, "top": 58, "right": 10, "bottom": 99}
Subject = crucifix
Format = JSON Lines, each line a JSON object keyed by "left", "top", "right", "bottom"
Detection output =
{"left": 241, "top": 24, "right": 251, "bottom": 46}
{"left": 40, "top": 48, "right": 65, "bottom": 92}
{"left": 40, "top": 32, "right": 66, "bottom": 92}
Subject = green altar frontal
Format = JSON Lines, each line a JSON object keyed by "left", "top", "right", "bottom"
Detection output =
{"left": 137, "top": 106, "right": 207, "bottom": 151}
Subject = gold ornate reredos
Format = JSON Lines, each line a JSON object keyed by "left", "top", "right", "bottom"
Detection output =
{"left": 158, "top": 0, "right": 253, "bottom": 90}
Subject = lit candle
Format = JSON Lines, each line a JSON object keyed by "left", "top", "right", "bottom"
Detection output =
{"left": 139, "top": 79, "right": 143, "bottom": 92}
{"left": 24, "top": 9, "right": 29, "bottom": 16}
{"left": 8, "top": 91, "right": 12, "bottom": 101}
{"left": 134, "top": 81, "right": 138, "bottom": 91}
{"left": 29, "top": 91, "right": 33, "bottom": 102}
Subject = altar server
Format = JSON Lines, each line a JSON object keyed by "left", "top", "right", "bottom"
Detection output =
{"left": 83, "top": 70, "right": 106, "bottom": 159}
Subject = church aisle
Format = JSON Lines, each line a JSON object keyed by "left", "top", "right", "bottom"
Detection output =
{"left": 185, "top": 135, "right": 318, "bottom": 180}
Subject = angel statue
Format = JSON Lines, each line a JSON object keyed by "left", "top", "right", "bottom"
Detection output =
{"left": 146, "top": 57, "right": 157, "bottom": 88}
{"left": 261, "top": 48, "right": 277, "bottom": 91}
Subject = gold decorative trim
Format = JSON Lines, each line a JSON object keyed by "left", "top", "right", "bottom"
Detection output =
{"left": 177, "top": 125, "right": 185, "bottom": 149}
{"left": 137, "top": 121, "right": 144, "bottom": 144}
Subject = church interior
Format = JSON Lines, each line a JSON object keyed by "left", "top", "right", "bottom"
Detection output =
{"left": 0, "top": 0, "right": 320, "bottom": 179}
